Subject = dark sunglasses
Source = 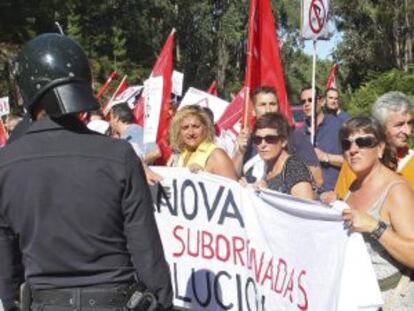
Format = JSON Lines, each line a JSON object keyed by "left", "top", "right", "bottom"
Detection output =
{"left": 253, "top": 135, "right": 280, "bottom": 145}
{"left": 341, "top": 136, "right": 378, "bottom": 151}
{"left": 300, "top": 97, "right": 317, "bottom": 104}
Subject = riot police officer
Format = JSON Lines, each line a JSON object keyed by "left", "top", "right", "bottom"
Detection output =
{"left": 0, "top": 33, "right": 173, "bottom": 311}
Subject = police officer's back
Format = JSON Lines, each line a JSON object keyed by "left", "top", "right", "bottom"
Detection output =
{"left": 0, "top": 34, "right": 173, "bottom": 311}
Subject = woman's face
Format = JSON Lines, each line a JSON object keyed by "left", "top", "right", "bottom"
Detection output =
{"left": 342, "top": 130, "right": 385, "bottom": 174}
{"left": 254, "top": 128, "right": 286, "bottom": 162}
{"left": 180, "top": 114, "right": 205, "bottom": 150}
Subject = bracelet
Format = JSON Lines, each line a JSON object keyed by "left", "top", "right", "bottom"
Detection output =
{"left": 370, "top": 220, "right": 388, "bottom": 240}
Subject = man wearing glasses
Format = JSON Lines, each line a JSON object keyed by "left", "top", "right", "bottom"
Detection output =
{"left": 299, "top": 86, "right": 344, "bottom": 193}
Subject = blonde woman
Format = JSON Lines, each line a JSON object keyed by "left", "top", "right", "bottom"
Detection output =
{"left": 168, "top": 105, "right": 238, "bottom": 180}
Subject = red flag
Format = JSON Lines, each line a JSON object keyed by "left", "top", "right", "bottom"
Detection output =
{"left": 0, "top": 119, "right": 8, "bottom": 146}
{"left": 244, "top": 0, "right": 293, "bottom": 126}
{"left": 133, "top": 29, "right": 175, "bottom": 164}
{"left": 96, "top": 71, "right": 118, "bottom": 100}
{"left": 102, "top": 75, "right": 128, "bottom": 115}
{"left": 207, "top": 81, "right": 218, "bottom": 96}
{"left": 326, "top": 63, "right": 338, "bottom": 89}
{"left": 216, "top": 87, "right": 246, "bottom": 132}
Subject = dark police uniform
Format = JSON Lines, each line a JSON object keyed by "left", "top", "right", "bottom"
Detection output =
{"left": 0, "top": 116, "right": 173, "bottom": 310}
{"left": 0, "top": 33, "right": 172, "bottom": 311}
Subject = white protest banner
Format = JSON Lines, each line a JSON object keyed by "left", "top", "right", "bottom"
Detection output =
{"left": 179, "top": 87, "right": 229, "bottom": 122}
{"left": 0, "top": 97, "right": 10, "bottom": 117}
{"left": 113, "top": 85, "right": 143, "bottom": 109}
{"left": 301, "top": 0, "right": 330, "bottom": 40}
{"left": 151, "top": 167, "right": 382, "bottom": 311}
{"left": 143, "top": 76, "right": 163, "bottom": 144}
{"left": 172, "top": 71, "right": 184, "bottom": 97}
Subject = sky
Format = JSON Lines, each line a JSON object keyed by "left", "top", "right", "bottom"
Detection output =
{"left": 302, "top": 29, "right": 343, "bottom": 60}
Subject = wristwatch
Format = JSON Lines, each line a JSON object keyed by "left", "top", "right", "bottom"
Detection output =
{"left": 322, "top": 152, "right": 330, "bottom": 164}
{"left": 370, "top": 220, "right": 388, "bottom": 240}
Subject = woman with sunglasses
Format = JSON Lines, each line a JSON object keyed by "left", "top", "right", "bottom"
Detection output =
{"left": 340, "top": 116, "right": 414, "bottom": 309}
{"left": 243, "top": 113, "right": 315, "bottom": 200}
{"left": 168, "top": 105, "right": 238, "bottom": 180}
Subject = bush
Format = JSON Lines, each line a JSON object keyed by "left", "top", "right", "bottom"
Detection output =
{"left": 345, "top": 69, "right": 414, "bottom": 117}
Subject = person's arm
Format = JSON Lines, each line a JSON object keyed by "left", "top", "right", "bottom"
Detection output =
{"left": 0, "top": 217, "right": 19, "bottom": 311}
{"left": 343, "top": 182, "right": 414, "bottom": 268}
{"left": 284, "top": 157, "right": 315, "bottom": 200}
{"left": 290, "top": 182, "right": 315, "bottom": 200}
{"left": 122, "top": 147, "right": 173, "bottom": 308}
{"left": 207, "top": 148, "right": 239, "bottom": 181}
{"left": 309, "top": 165, "right": 324, "bottom": 188}
{"left": 314, "top": 148, "right": 344, "bottom": 168}
{"left": 232, "top": 128, "right": 251, "bottom": 176}
{"left": 380, "top": 183, "right": 414, "bottom": 268}
{"left": 143, "top": 145, "right": 162, "bottom": 164}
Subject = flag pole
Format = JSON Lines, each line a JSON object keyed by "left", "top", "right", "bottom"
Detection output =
{"left": 96, "top": 71, "right": 118, "bottom": 100}
{"left": 243, "top": 0, "right": 257, "bottom": 129}
{"left": 55, "top": 21, "right": 64, "bottom": 35}
{"left": 103, "top": 75, "right": 128, "bottom": 114}
{"left": 310, "top": 40, "right": 317, "bottom": 146}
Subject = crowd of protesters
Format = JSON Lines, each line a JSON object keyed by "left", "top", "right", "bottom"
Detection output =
{"left": 1, "top": 34, "right": 414, "bottom": 311}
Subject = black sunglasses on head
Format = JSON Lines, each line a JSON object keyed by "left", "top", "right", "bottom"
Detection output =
{"left": 341, "top": 136, "right": 378, "bottom": 151}
{"left": 253, "top": 135, "right": 280, "bottom": 145}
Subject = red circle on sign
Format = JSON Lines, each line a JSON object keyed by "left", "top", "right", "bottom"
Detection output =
{"left": 308, "top": 0, "right": 326, "bottom": 34}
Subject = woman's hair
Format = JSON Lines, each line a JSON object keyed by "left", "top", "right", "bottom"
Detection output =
{"left": 339, "top": 116, "right": 398, "bottom": 171}
{"left": 168, "top": 105, "right": 215, "bottom": 152}
{"left": 254, "top": 112, "right": 289, "bottom": 141}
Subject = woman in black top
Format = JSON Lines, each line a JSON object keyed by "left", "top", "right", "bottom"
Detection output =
{"left": 245, "top": 112, "right": 315, "bottom": 200}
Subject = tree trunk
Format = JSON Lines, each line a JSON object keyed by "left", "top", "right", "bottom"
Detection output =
{"left": 404, "top": 0, "right": 413, "bottom": 71}
{"left": 216, "top": 33, "right": 228, "bottom": 93}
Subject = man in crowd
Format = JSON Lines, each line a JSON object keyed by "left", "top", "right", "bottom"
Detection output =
{"left": 335, "top": 91, "right": 414, "bottom": 198}
{"left": 325, "top": 87, "right": 350, "bottom": 122}
{"left": 109, "top": 102, "right": 161, "bottom": 164}
{"left": 233, "top": 86, "right": 323, "bottom": 188}
{"left": 299, "top": 86, "right": 343, "bottom": 192}
{"left": 0, "top": 33, "right": 172, "bottom": 311}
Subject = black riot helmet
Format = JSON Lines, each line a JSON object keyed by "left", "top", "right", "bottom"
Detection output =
{"left": 13, "top": 33, "right": 99, "bottom": 118}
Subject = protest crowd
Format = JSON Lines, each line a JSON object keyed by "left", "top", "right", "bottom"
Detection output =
{"left": 1, "top": 2, "right": 414, "bottom": 311}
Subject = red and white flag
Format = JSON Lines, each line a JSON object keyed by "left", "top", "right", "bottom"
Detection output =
{"left": 102, "top": 75, "right": 128, "bottom": 115}
{"left": 134, "top": 29, "right": 175, "bottom": 164}
{"left": 325, "top": 63, "right": 338, "bottom": 89}
{"left": 216, "top": 87, "right": 246, "bottom": 134}
{"left": 244, "top": 0, "right": 293, "bottom": 126}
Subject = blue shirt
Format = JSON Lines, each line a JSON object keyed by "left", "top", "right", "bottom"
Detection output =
{"left": 337, "top": 110, "right": 350, "bottom": 123}
{"left": 300, "top": 114, "right": 342, "bottom": 192}
{"left": 121, "top": 124, "right": 157, "bottom": 157}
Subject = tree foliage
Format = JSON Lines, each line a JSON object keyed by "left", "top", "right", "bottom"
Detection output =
{"left": 1, "top": 0, "right": 411, "bottom": 116}
{"left": 344, "top": 69, "right": 414, "bottom": 116}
